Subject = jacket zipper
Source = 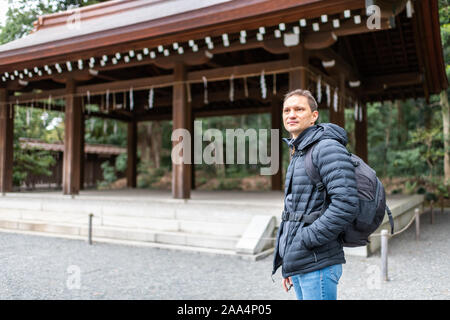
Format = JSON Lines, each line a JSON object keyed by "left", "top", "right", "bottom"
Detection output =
{"left": 283, "top": 150, "right": 300, "bottom": 259}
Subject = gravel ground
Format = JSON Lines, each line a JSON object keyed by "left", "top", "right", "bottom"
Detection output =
{"left": 0, "top": 210, "right": 448, "bottom": 300}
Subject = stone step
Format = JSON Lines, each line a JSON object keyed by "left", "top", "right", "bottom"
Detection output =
{"left": 0, "top": 208, "right": 247, "bottom": 237}
{"left": 0, "top": 195, "right": 279, "bottom": 223}
{"left": 0, "top": 218, "right": 240, "bottom": 251}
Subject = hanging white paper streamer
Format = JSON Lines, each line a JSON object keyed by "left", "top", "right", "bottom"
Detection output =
{"left": 103, "top": 120, "right": 107, "bottom": 134}
{"left": 273, "top": 73, "right": 277, "bottom": 95}
{"left": 244, "top": 77, "right": 249, "bottom": 98}
{"left": 148, "top": 87, "right": 154, "bottom": 109}
{"left": 12, "top": 100, "right": 19, "bottom": 119}
{"left": 354, "top": 102, "right": 358, "bottom": 121}
{"left": 333, "top": 87, "right": 338, "bottom": 112}
{"left": 87, "top": 90, "right": 91, "bottom": 114}
{"left": 106, "top": 89, "right": 110, "bottom": 112}
{"left": 186, "top": 82, "right": 192, "bottom": 103}
{"left": 26, "top": 108, "right": 30, "bottom": 126}
{"left": 129, "top": 87, "right": 134, "bottom": 111}
{"left": 90, "top": 118, "right": 95, "bottom": 131}
{"left": 359, "top": 103, "right": 363, "bottom": 122}
{"left": 317, "top": 76, "right": 322, "bottom": 103}
{"left": 202, "top": 76, "right": 208, "bottom": 104}
{"left": 229, "top": 74, "right": 234, "bottom": 102}
{"left": 30, "top": 100, "right": 34, "bottom": 123}
{"left": 48, "top": 94, "right": 52, "bottom": 111}
{"left": 260, "top": 70, "right": 267, "bottom": 99}
{"left": 326, "top": 84, "right": 331, "bottom": 107}
{"left": 114, "top": 121, "right": 117, "bottom": 134}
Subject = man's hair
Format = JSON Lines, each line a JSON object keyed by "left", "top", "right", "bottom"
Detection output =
{"left": 283, "top": 89, "right": 318, "bottom": 112}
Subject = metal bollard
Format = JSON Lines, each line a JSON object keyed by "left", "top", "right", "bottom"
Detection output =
{"left": 381, "top": 229, "right": 389, "bottom": 282}
{"left": 415, "top": 208, "right": 420, "bottom": 241}
{"left": 88, "top": 213, "right": 93, "bottom": 245}
{"left": 430, "top": 200, "right": 434, "bottom": 225}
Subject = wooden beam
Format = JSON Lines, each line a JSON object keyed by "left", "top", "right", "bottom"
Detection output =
{"left": 271, "top": 97, "right": 282, "bottom": 191}
{"left": 362, "top": 72, "right": 423, "bottom": 94}
{"left": 365, "top": 0, "right": 408, "bottom": 19}
{"left": 62, "top": 79, "right": 83, "bottom": 195}
{"left": 355, "top": 102, "right": 368, "bottom": 163}
{"left": 172, "top": 62, "right": 191, "bottom": 199}
{"left": 80, "top": 111, "right": 85, "bottom": 190}
{"left": 0, "top": 0, "right": 364, "bottom": 71}
{"left": 126, "top": 121, "right": 137, "bottom": 188}
{"left": 187, "top": 59, "right": 290, "bottom": 83}
{"left": 316, "top": 48, "right": 360, "bottom": 82}
{"left": 77, "top": 75, "right": 173, "bottom": 96}
{"left": 288, "top": 45, "right": 308, "bottom": 91}
{"left": 0, "top": 88, "right": 14, "bottom": 193}
{"left": 329, "top": 74, "right": 346, "bottom": 127}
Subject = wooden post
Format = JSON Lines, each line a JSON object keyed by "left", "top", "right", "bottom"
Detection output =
{"left": 88, "top": 213, "right": 93, "bottom": 245}
{"left": 127, "top": 121, "right": 137, "bottom": 188}
{"left": 288, "top": 45, "right": 308, "bottom": 91}
{"left": 330, "top": 74, "right": 346, "bottom": 128}
{"left": 172, "top": 62, "right": 191, "bottom": 199}
{"left": 271, "top": 97, "right": 282, "bottom": 190}
{"left": 415, "top": 207, "right": 420, "bottom": 241}
{"left": 80, "top": 110, "right": 85, "bottom": 190}
{"left": 189, "top": 96, "right": 195, "bottom": 190}
{"left": 63, "top": 79, "right": 82, "bottom": 195}
{"left": 0, "top": 88, "right": 14, "bottom": 194}
{"left": 355, "top": 103, "right": 368, "bottom": 164}
{"left": 380, "top": 229, "right": 389, "bottom": 281}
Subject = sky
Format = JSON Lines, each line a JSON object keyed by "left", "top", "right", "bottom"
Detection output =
{"left": 0, "top": 0, "right": 8, "bottom": 27}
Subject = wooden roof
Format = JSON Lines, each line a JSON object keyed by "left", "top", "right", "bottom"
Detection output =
{"left": 19, "top": 137, "right": 126, "bottom": 155}
{"left": 0, "top": 0, "right": 447, "bottom": 110}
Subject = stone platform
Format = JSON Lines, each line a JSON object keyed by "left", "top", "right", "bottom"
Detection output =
{"left": 0, "top": 189, "right": 423, "bottom": 259}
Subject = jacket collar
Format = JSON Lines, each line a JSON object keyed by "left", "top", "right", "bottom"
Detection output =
{"left": 282, "top": 125, "right": 318, "bottom": 152}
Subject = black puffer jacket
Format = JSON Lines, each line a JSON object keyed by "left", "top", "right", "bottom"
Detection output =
{"left": 272, "top": 123, "right": 359, "bottom": 278}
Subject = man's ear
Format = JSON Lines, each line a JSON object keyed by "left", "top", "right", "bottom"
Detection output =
{"left": 312, "top": 111, "right": 319, "bottom": 123}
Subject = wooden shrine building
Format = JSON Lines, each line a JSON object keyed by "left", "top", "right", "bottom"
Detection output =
{"left": 0, "top": 0, "right": 447, "bottom": 198}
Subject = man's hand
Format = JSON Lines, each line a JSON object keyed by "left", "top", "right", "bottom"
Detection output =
{"left": 282, "top": 277, "right": 293, "bottom": 292}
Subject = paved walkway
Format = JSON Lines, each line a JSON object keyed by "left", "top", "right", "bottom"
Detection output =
{"left": 0, "top": 209, "right": 448, "bottom": 300}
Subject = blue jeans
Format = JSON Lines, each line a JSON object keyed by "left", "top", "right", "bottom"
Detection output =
{"left": 291, "top": 264, "right": 343, "bottom": 300}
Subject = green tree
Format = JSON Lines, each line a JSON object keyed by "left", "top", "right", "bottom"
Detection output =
{"left": 0, "top": 0, "right": 108, "bottom": 187}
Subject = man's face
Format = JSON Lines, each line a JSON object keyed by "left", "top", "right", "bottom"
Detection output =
{"left": 283, "top": 95, "right": 318, "bottom": 139}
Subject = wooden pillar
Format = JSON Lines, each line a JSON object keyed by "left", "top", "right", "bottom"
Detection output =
{"left": 271, "top": 97, "right": 282, "bottom": 190}
{"left": 288, "top": 45, "right": 308, "bottom": 91}
{"left": 189, "top": 108, "right": 195, "bottom": 190}
{"left": 127, "top": 121, "right": 137, "bottom": 188}
{"left": 172, "top": 62, "right": 191, "bottom": 199}
{"left": 80, "top": 112, "right": 85, "bottom": 190}
{"left": 330, "top": 74, "right": 346, "bottom": 128}
{"left": 0, "top": 88, "right": 14, "bottom": 193}
{"left": 355, "top": 102, "right": 368, "bottom": 164}
{"left": 63, "top": 79, "right": 82, "bottom": 195}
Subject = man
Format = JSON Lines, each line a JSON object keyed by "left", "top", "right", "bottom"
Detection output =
{"left": 271, "top": 89, "right": 359, "bottom": 300}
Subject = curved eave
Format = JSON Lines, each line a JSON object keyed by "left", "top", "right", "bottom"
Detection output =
{"left": 419, "top": 0, "right": 448, "bottom": 94}
{"left": 0, "top": 0, "right": 362, "bottom": 72}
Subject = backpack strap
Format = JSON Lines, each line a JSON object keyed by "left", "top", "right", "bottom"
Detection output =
{"left": 304, "top": 142, "right": 328, "bottom": 217}
{"left": 386, "top": 205, "right": 395, "bottom": 234}
{"left": 304, "top": 142, "right": 325, "bottom": 192}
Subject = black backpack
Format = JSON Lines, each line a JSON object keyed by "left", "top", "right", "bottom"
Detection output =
{"left": 304, "top": 142, "right": 394, "bottom": 247}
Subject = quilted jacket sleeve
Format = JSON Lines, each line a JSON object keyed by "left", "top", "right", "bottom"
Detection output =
{"left": 300, "top": 139, "right": 359, "bottom": 249}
